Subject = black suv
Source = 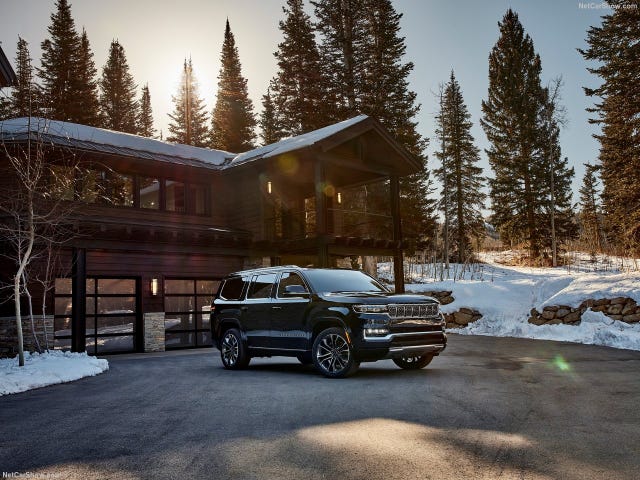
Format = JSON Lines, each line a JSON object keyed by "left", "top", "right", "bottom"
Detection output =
{"left": 211, "top": 266, "right": 446, "bottom": 378}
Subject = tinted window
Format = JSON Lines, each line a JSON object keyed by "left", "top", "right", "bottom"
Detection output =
{"left": 304, "top": 270, "right": 387, "bottom": 293}
{"left": 277, "top": 272, "right": 308, "bottom": 297}
{"left": 247, "top": 273, "right": 276, "bottom": 299}
{"left": 219, "top": 277, "right": 245, "bottom": 300}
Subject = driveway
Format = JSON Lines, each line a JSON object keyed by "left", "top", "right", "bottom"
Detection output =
{"left": 1, "top": 335, "right": 639, "bottom": 480}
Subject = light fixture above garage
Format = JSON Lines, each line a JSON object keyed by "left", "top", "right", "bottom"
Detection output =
{"left": 150, "top": 278, "right": 159, "bottom": 296}
{"left": 267, "top": 181, "right": 272, "bottom": 194}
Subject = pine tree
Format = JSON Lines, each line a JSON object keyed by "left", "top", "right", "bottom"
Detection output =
{"left": 580, "top": 0, "right": 640, "bottom": 254}
{"left": 166, "top": 58, "right": 209, "bottom": 147}
{"left": 210, "top": 19, "right": 256, "bottom": 152}
{"left": 138, "top": 83, "right": 155, "bottom": 138}
{"left": 73, "top": 29, "right": 100, "bottom": 126}
{"left": 99, "top": 40, "right": 139, "bottom": 134}
{"left": 312, "top": 0, "right": 366, "bottom": 117}
{"left": 579, "top": 163, "right": 604, "bottom": 254}
{"left": 537, "top": 81, "right": 576, "bottom": 260}
{"left": 434, "top": 72, "right": 485, "bottom": 262}
{"left": 481, "top": 9, "right": 547, "bottom": 258}
{"left": 11, "top": 37, "right": 38, "bottom": 117}
{"left": 38, "top": 0, "right": 81, "bottom": 121}
{"left": 361, "top": 0, "right": 435, "bottom": 246}
{"left": 259, "top": 84, "right": 282, "bottom": 145}
{"left": 270, "top": 0, "right": 331, "bottom": 138}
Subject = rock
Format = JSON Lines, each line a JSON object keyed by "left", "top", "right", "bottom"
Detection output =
{"left": 593, "top": 298, "right": 609, "bottom": 307}
{"left": 607, "top": 304, "right": 624, "bottom": 315}
{"left": 621, "top": 303, "right": 636, "bottom": 315}
{"left": 446, "top": 322, "right": 460, "bottom": 329}
{"left": 459, "top": 307, "right": 475, "bottom": 315}
{"left": 623, "top": 314, "right": 640, "bottom": 323}
{"left": 556, "top": 308, "right": 571, "bottom": 318}
{"left": 440, "top": 296, "right": 454, "bottom": 305}
{"left": 530, "top": 308, "right": 539, "bottom": 317}
{"left": 608, "top": 314, "right": 623, "bottom": 321}
{"left": 610, "top": 297, "right": 628, "bottom": 305}
{"left": 591, "top": 305, "right": 607, "bottom": 312}
{"left": 544, "top": 305, "right": 559, "bottom": 312}
{"left": 580, "top": 299, "right": 595, "bottom": 308}
{"left": 563, "top": 311, "right": 581, "bottom": 324}
{"left": 471, "top": 314, "right": 482, "bottom": 322}
{"left": 542, "top": 310, "right": 556, "bottom": 320}
{"left": 545, "top": 318, "right": 562, "bottom": 325}
{"left": 528, "top": 316, "right": 546, "bottom": 326}
{"left": 453, "top": 311, "right": 473, "bottom": 325}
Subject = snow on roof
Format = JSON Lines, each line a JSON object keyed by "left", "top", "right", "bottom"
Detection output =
{"left": 0, "top": 117, "right": 234, "bottom": 168}
{"left": 228, "top": 115, "right": 370, "bottom": 167}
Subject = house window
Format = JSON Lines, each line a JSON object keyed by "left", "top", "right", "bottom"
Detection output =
{"left": 166, "top": 180, "right": 185, "bottom": 212}
{"left": 188, "top": 183, "right": 209, "bottom": 216}
{"left": 164, "top": 279, "right": 219, "bottom": 348}
{"left": 100, "top": 171, "right": 134, "bottom": 207}
{"left": 139, "top": 177, "right": 160, "bottom": 209}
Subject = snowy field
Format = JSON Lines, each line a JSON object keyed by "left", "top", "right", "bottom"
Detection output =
{"left": 0, "top": 351, "right": 109, "bottom": 396}
{"left": 379, "top": 253, "right": 640, "bottom": 351}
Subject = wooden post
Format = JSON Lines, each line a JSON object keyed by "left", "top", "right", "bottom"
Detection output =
{"left": 314, "top": 159, "right": 329, "bottom": 267}
{"left": 390, "top": 176, "right": 405, "bottom": 293}
{"left": 71, "top": 247, "right": 87, "bottom": 352}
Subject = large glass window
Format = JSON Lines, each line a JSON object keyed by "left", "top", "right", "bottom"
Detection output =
{"left": 166, "top": 180, "right": 185, "bottom": 212}
{"left": 164, "top": 278, "right": 219, "bottom": 348}
{"left": 188, "top": 183, "right": 209, "bottom": 216}
{"left": 139, "top": 177, "right": 160, "bottom": 209}
{"left": 100, "top": 171, "right": 134, "bottom": 207}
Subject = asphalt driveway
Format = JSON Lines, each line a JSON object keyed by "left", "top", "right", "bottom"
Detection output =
{"left": 1, "top": 335, "right": 639, "bottom": 480}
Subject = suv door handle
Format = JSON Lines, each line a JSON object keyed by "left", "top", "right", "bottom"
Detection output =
{"left": 271, "top": 306, "right": 282, "bottom": 310}
{"left": 240, "top": 306, "right": 248, "bottom": 311}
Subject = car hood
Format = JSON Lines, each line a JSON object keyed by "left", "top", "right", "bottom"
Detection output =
{"left": 320, "top": 291, "right": 439, "bottom": 304}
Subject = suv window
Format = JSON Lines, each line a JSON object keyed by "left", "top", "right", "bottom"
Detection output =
{"left": 277, "top": 272, "right": 308, "bottom": 297}
{"left": 219, "top": 277, "right": 246, "bottom": 300}
{"left": 247, "top": 273, "right": 277, "bottom": 299}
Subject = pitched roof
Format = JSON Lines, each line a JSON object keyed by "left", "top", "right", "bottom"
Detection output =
{"left": 0, "top": 45, "right": 17, "bottom": 88}
{"left": 228, "top": 115, "right": 369, "bottom": 168}
{"left": 0, "top": 117, "right": 233, "bottom": 169}
{"left": 0, "top": 114, "right": 419, "bottom": 174}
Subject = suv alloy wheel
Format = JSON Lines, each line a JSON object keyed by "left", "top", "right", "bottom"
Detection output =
{"left": 220, "top": 328, "right": 250, "bottom": 369}
{"left": 312, "top": 327, "right": 359, "bottom": 378}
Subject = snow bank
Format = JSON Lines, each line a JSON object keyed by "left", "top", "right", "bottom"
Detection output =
{"left": 387, "top": 258, "right": 640, "bottom": 352}
{"left": 0, "top": 351, "right": 109, "bottom": 396}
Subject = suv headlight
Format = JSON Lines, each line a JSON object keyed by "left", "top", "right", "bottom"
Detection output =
{"left": 353, "top": 304, "right": 388, "bottom": 314}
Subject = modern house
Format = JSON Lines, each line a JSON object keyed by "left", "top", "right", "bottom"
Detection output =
{"left": 0, "top": 115, "right": 421, "bottom": 355}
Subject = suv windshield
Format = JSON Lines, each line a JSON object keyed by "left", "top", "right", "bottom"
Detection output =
{"left": 304, "top": 269, "right": 387, "bottom": 293}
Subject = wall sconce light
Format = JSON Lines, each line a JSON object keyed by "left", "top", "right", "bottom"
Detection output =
{"left": 337, "top": 192, "right": 342, "bottom": 204}
{"left": 267, "top": 181, "right": 272, "bottom": 194}
{"left": 150, "top": 278, "right": 159, "bottom": 296}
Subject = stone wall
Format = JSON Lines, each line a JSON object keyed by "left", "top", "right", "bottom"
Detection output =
{"left": 529, "top": 297, "right": 640, "bottom": 326}
{"left": 420, "top": 291, "right": 482, "bottom": 329}
{"left": 0, "top": 316, "right": 54, "bottom": 358}
{"left": 144, "top": 312, "right": 165, "bottom": 352}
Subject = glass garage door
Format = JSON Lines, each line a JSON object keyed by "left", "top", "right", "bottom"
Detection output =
{"left": 54, "top": 277, "right": 140, "bottom": 354}
{"left": 164, "top": 279, "right": 219, "bottom": 349}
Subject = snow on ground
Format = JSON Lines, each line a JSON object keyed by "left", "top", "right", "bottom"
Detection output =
{"left": 378, "top": 254, "right": 640, "bottom": 351}
{"left": 0, "top": 351, "right": 109, "bottom": 396}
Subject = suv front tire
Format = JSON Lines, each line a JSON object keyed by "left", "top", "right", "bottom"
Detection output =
{"left": 312, "top": 327, "right": 359, "bottom": 378}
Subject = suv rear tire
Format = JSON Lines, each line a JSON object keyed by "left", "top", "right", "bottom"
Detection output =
{"left": 220, "top": 328, "right": 250, "bottom": 370}
{"left": 312, "top": 327, "right": 359, "bottom": 378}
{"left": 393, "top": 354, "right": 434, "bottom": 370}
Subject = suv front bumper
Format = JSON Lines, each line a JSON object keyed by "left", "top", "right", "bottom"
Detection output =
{"left": 356, "top": 328, "right": 447, "bottom": 360}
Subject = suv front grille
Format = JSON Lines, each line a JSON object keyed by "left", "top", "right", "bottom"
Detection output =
{"left": 388, "top": 303, "right": 439, "bottom": 319}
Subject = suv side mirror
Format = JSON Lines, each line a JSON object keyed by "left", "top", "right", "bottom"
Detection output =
{"left": 283, "top": 285, "right": 309, "bottom": 297}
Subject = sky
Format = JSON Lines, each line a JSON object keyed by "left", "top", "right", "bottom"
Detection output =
{"left": 0, "top": 0, "right": 610, "bottom": 203}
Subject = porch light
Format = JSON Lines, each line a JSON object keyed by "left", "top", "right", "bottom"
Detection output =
{"left": 267, "top": 181, "right": 272, "bottom": 194}
{"left": 150, "top": 278, "right": 159, "bottom": 296}
{"left": 337, "top": 192, "right": 342, "bottom": 204}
